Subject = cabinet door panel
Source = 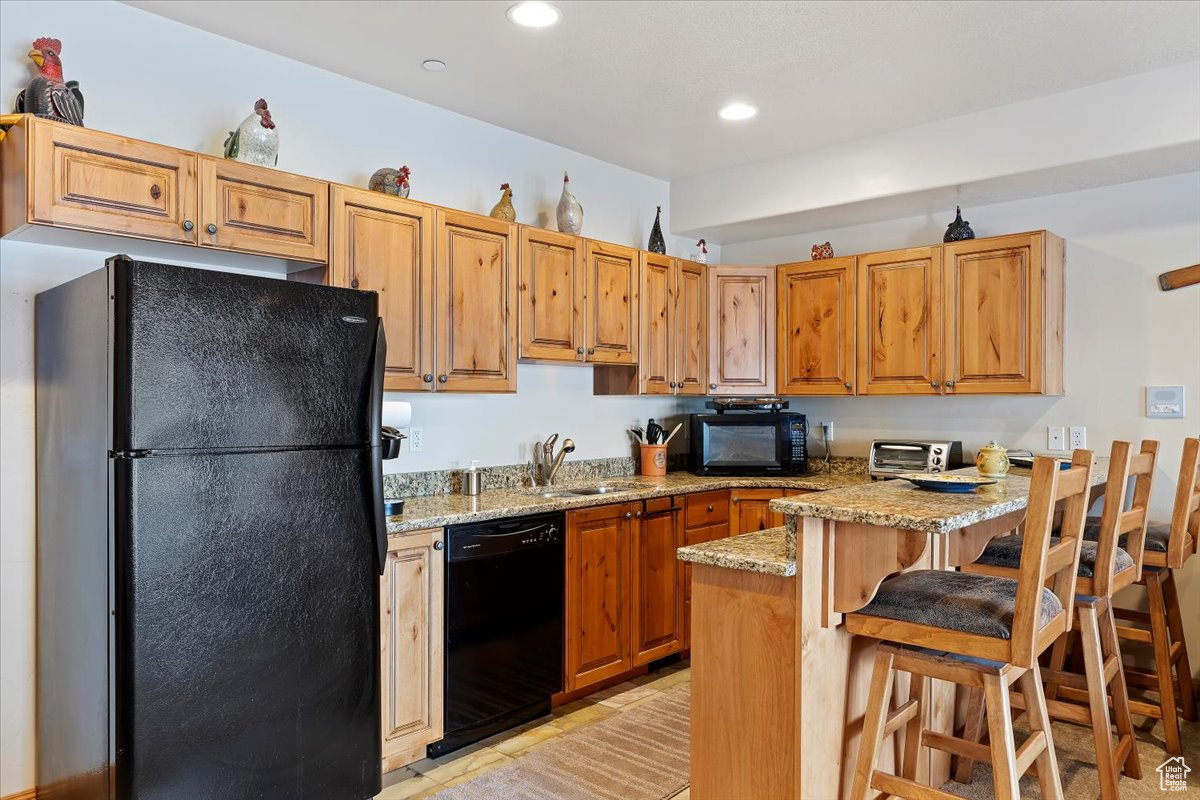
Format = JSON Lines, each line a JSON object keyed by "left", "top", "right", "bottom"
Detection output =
{"left": 330, "top": 187, "right": 433, "bottom": 391}
{"left": 708, "top": 266, "right": 776, "bottom": 395}
{"left": 435, "top": 209, "right": 517, "bottom": 392}
{"left": 585, "top": 242, "right": 639, "bottom": 364}
{"left": 381, "top": 528, "right": 444, "bottom": 771}
{"left": 944, "top": 233, "right": 1043, "bottom": 394}
{"left": 519, "top": 227, "right": 584, "bottom": 362}
{"left": 639, "top": 253, "right": 674, "bottom": 394}
{"left": 675, "top": 260, "right": 708, "bottom": 395}
{"left": 198, "top": 156, "right": 328, "bottom": 262}
{"left": 857, "top": 248, "right": 942, "bottom": 395}
{"left": 565, "top": 505, "right": 632, "bottom": 690}
{"left": 777, "top": 258, "right": 856, "bottom": 395}
{"left": 632, "top": 506, "right": 684, "bottom": 665}
{"left": 680, "top": 521, "right": 731, "bottom": 649}
{"left": 729, "top": 489, "right": 785, "bottom": 536}
{"left": 29, "top": 118, "right": 197, "bottom": 244}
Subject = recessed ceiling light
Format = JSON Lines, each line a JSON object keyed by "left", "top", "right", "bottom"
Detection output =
{"left": 718, "top": 102, "right": 758, "bottom": 121}
{"left": 507, "top": 1, "right": 561, "bottom": 28}
{"left": 422, "top": 59, "right": 446, "bottom": 71}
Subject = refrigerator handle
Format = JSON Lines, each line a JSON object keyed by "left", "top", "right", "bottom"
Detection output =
{"left": 370, "top": 319, "right": 388, "bottom": 574}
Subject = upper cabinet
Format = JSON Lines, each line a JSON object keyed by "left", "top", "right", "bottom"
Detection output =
{"left": 435, "top": 209, "right": 518, "bottom": 392}
{"left": 942, "top": 232, "right": 1063, "bottom": 395}
{"left": 638, "top": 252, "right": 675, "bottom": 395}
{"left": 674, "top": 259, "right": 708, "bottom": 396}
{"left": 518, "top": 226, "right": 586, "bottom": 362}
{"left": 197, "top": 156, "right": 328, "bottom": 262}
{"left": 329, "top": 186, "right": 433, "bottom": 391}
{"left": 708, "top": 265, "right": 776, "bottom": 395}
{"left": 856, "top": 246, "right": 944, "bottom": 395}
{"left": 584, "top": 241, "right": 639, "bottom": 364}
{"left": 777, "top": 258, "right": 856, "bottom": 396}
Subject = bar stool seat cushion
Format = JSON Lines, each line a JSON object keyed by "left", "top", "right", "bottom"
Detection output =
{"left": 855, "top": 570, "right": 1062, "bottom": 640}
{"left": 1079, "top": 517, "right": 1170, "bottom": 553}
{"left": 975, "top": 533, "right": 1134, "bottom": 578}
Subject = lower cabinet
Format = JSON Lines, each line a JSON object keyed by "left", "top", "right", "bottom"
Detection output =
{"left": 729, "top": 489, "right": 785, "bottom": 535}
{"left": 380, "top": 527, "right": 444, "bottom": 771}
{"left": 680, "top": 490, "right": 733, "bottom": 649}
{"left": 631, "top": 500, "right": 685, "bottom": 665}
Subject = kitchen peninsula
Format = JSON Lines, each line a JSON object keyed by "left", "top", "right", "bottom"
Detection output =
{"left": 678, "top": 464, "right": 1110, "bottom": 800}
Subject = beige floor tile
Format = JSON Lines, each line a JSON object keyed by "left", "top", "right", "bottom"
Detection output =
{"left": 411, "top": 746, "right": 509, "bottom": 785}
{"left": 553, "top": 701, "right": 617, "bottom": 732}
{"left": 491, "top": 720, "right": 565, "bottom": 755}
{"left": 551, "top": 698, "right": 595, "bottom": 717}
{"left": 374, "top": 773, "right": 441, "bottom": 800}
{"left": 598, "top": 684, "right": 661, "bottom": 709}
{"left": 650, "top": 668, "right": 692, "bottom": 690}
{"left": 668, "top": 787, "right": 691, "bottom": 800}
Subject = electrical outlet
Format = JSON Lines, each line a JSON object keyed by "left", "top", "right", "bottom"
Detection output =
{"left": 821, "top": 421, "right": 834, "bottom": 442}
{"left": 1047, "top": 426, "right": 1066, "bottom": 451}
{"left": 408, "top": 427, "right": 424, "bottom": 453}
{"left": 1069, "top": 426, "right": 1086, "bottom": 450}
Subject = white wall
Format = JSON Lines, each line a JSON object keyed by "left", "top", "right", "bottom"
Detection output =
{"left": 0, "top": 1, "right": 714, "bottom": 792}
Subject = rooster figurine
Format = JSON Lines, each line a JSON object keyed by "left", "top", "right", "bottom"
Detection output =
{"left": 489, "top": 183, "right": 516, "bottom": 222}
{"left": 12, "top": 37, "right": 84, "bottom": 127}
{"left": 223, "top": 99, "right": 278, "bottom": 167}
{"left": 556, "top": 172, "right": 583, "bottom": 234}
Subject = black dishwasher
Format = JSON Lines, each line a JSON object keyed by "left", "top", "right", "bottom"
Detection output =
{"left": 430, "top": 512, "right": 565, "bottom": 758}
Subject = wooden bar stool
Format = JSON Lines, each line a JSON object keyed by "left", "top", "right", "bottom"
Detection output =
{"left": 1111, "top": 436, "right": 1199, "bottom": 755}
{"left": 961, "top": 439, "right": 1158, "bottom": 799}
{"left": 847, "top": 451, "right": 1094, "bottom": 800}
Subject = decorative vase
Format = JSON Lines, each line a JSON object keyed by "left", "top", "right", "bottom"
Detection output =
{"left": 489, "top": 183, "right": 516, "bottom": 221}
{"left": 811, "top": 242, "right": 834, "bottom": 260}
{"left": 975, "top": 440, "right": 1010, "bottom": 479}
{"left": 647, "top": 206, "right": 666, "bottom": 254}
{"left": 223, "top": 99, "right": 278, "bottom": 167}
{"left": 369, "top": 166, "right": 411, "bottom": 198}
{"left": 694, "top": 239, "right": 708, "bottom": 264}
{"left": 556, "top": 172, "right": 583, "bottom": 234}
{"left": 943, "top": 206, "right": 975, "bottom": 242}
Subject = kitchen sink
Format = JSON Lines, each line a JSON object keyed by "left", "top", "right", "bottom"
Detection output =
{"left": 530, "top": 482, "right": 650, "bottom": 498}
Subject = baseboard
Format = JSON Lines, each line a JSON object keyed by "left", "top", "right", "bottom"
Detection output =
{"left": 1, "top": 788, "right": 36, "bottom": 800}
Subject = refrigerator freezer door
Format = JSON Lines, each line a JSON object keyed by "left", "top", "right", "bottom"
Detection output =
{"left": 114, "top": 448, "right": 381, "bottom": 799}
{"left": 111, "top": 258, "right": 379, "bottom": 452}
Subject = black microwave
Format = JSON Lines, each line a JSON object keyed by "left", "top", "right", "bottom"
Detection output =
{"left": 690, "top": 413, "right": 808, "bottom": 476}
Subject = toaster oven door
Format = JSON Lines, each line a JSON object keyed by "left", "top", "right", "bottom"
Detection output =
{"left": 872, "top": 444, "right": 932, "bottom": 473}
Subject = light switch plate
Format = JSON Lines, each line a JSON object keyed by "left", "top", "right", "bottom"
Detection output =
{"left": 1146, "top": 386, "right": 1185, "bottom": 419}
{"left": 1047, "top": 426, "right": 1066, "bottom": 451}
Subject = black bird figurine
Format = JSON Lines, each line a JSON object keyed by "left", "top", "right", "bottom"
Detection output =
{"left": 12, "top": 37, "right": 84, "bottom": 127}
{"left": 648, "top": 206, "right": 666, "bottom": 254}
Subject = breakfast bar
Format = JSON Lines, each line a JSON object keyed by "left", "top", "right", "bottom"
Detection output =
{"left": 677, "top": 465, "right": 1109, "bottom": 800}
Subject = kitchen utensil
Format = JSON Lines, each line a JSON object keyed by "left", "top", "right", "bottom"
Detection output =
{"left": 646, "top": 419, "right": 664, "bottom": 445}
{"left": 662, "top": 422, "right": 683, "bottom": 445}
{"left": 896, "top": 473, "right": 997, "bottom": 493}
{"left": 628, "top": 429, "right": 645, "bottom": 445}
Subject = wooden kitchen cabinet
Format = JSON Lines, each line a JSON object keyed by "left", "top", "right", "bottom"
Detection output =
{"left": 329, "top": 186, "right": 433, "bottom": 391}
{"left": 777, "top": 257, "right": 856, "bottom": 395}
{"left": 680, "top": 490, "right": 731, "bottom": 648}
{"left": 729, "top": 489, "right": 785, "bottom": 535}
{"left": 631, "top": 501, "right": 685, "bottom": 665}
{"left": 4, "top": 116, "right": 198, "bottom": 244}
{"left": 856, "top": 246, "right": 944, "bottom": 395}
{"left": 197, "top": 156, "right": 328, "bottom": 262}
{"left": 942, "top": 231, "right": 1063, "bottom": 395}
{"left": 434, "top": 209, "right": 518, "bottom": 392}
{"left": 638, "top": 252, "right": 676, "bottom": 394}
{"left": 674, "top": 259, "right": 708, "bottom": 395}
{"left": 518, "top": 226, "right": 586, "bottom": 362}
{"left": 564, "top": 503, "right": 633, "bottom": 691}
{"left": 584, "top": 240, "right": 639, "bottom": 364}
{"left": 708, "top": 265, "right": 776, "bottom": 395}
{"left": 380, "top": 527, "right": 444, "bottom": 771}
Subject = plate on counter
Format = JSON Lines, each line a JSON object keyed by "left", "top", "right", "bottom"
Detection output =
{"left": 896, "top": 473, "right": 997, "bottom": 493}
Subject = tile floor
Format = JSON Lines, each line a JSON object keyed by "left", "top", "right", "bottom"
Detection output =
{"left": 376, "top": 660, "right": 692, "bottom": 800}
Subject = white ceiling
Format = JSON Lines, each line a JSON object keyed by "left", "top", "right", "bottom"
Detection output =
{"left": 123, "top": 0, "right": 1200, "bottom": 181}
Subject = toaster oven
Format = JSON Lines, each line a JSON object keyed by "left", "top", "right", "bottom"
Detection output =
{"left": 869, "top": 440, "right": 963, "bottom": 478}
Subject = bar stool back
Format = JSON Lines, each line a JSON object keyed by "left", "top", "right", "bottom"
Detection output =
{"left": 846, "top": 451, "right": 1094, "bottom": 800}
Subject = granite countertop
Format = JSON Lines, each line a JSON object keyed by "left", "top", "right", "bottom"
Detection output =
{"left": 676, "top": 527, "right": 795, "bottom": 577}
{"left": 385, "top": 471, "right": 870, "bottom": 534}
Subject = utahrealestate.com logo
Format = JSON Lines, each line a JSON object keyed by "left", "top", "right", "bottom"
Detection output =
{"left": 1157, "top": 756, "right": 1191, "bottom": 791}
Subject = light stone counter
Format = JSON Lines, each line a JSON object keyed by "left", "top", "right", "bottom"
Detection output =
{"left": 676, "top": 526, "right": 794, "bottom": 577}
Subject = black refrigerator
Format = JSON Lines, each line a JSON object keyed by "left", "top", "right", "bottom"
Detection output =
{"left": 36, "top": 256, "right": 390, "bottom": 799}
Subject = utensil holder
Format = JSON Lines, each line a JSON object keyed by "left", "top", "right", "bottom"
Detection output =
{"left": 640, "top": 444, "right": 668, "bottom": 477}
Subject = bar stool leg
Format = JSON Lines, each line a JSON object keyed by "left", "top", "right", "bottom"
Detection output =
{"left": 901, "top": 673, "right": 927, "bottom": 782}
{"left": 1018, "top": 663, "right": 1064, "bottom": 800}
{"left": 1162, "top": 569, "right": 1197, "bottom": 722}
{"left": 953, "top": 687, "right": 984, "bottom": 784}
{"left": 1079, "top": 600, "right": 1121, "bottom": 799}
{"left": 1146, "top": 569, "right": 1183, "bottom": 755}
{"left": 851, "top": 648, "right": 896, "bottom": 800}
{"left": 983, "top": 672, "right": 1021, "bottom": 800}
{"left": 1099, "top": 598, "right": 1141, "bottom": 780}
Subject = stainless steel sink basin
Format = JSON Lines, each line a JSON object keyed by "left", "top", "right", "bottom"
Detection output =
{"left": 530, "top": 482, "right": 650, "bottom": 498}
{"left": 569, "top": 485, "right": 642, "bottom": 495}
{"left": 534, "top": 490, "right": 579, "bottom": 498}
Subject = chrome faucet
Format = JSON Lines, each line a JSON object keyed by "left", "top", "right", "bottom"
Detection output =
{"left": 534, "top": 434, "right": 575, "bottom": 486}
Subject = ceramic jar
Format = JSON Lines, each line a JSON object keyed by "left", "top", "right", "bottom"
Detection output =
{"left": 976, "top": 440, "right": 1010, "bottom": 478}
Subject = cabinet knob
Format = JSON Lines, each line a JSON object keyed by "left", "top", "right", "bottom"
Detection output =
{"left": 423, "top": 373, "right": 434, "bottom": 383}
{"left": 182, "top": 220, "right": 194, "bottom": 232}
{"left": 945, "top": 380, "right": 956, "bottom": 389}
{"left": 149, "top": 184, "right": 161, "bottom": 201}
{"left": 438, "top": 374, "right": 448, "bottom": 383}
{"left": 844, "top": 381, "right": 853, "bottom": 390}
{"left": 930, "top": 380, "right": 940, "bottom": 389}
{"left": 732, "top": 496, "right": 740, "bottom": 504}
{"left": 587, "top": 347, "right": 596, "bottom": 355}
{"left": 635, "top": 510, "right": 642, "bottom": 518}
{"left": 709, "top": 383, "right": 718, "bottom": 390}
{"left": 206, "top": 223, "right": 218, "bottom": 235}
{"left": 624, "top": 511, "right": 632, "bottom": 519}
{"left": 350, "top": 277, "right": 360, "bottom": 289}
{"left": 669, "top": 381, "right": 676, "bottom": 389}
{"left": 707, "top": 504, "right": 714, "bottom": 512}
{"left": 576, "top": 347, "right": 585, "bottom": 355}
{"left": 433, "top": 540, "right": 445, "bottom": 551}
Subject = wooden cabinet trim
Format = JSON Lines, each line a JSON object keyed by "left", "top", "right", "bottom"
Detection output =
{"left": 776, "top": 257, "right": 856, "bottom": 396}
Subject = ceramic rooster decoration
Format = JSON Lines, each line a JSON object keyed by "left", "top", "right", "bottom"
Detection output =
{"left": 490, "top": 183, "right": 516, "bottom": 221}
{"left": 12, "top": 37, "right": 84, "bottom": 127}
{"left": 223, "top": 99, "right": 279, "bottom": 167}
{"left": 369, "top": 165, "right": 411, "bottom": 198}
{"left": 556, "top": 172, "right": 583, "bottom": 234}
